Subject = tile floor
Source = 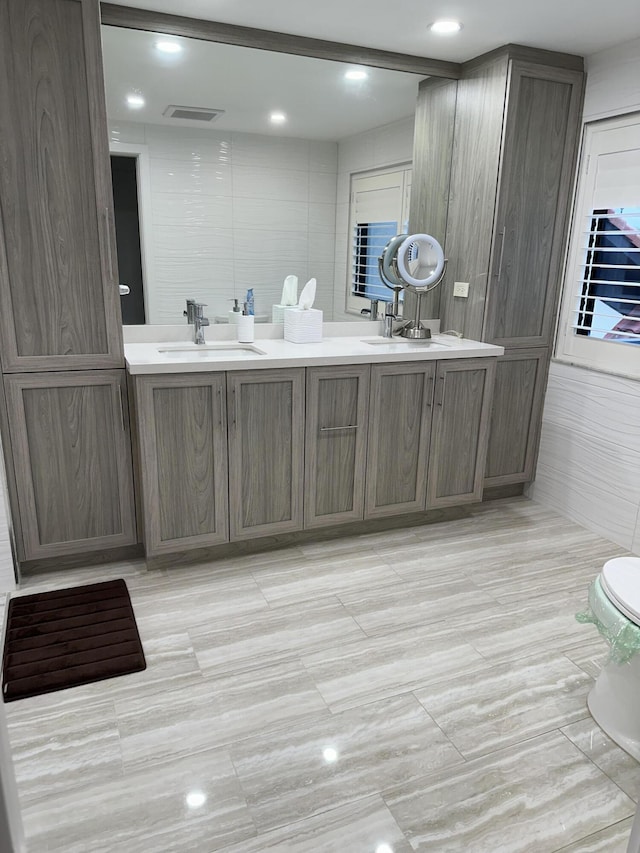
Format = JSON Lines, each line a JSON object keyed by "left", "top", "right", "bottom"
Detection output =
{"left": 3, "top": 497, "right": 639, "bottom": 852}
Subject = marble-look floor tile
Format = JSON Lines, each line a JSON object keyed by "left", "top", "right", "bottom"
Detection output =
{"left": 116, "top": 659, "right": 328, "bottom": 772}
{"left": 190, "top": 596, "right": 366, "bottom": 675}
{"left": 415, "top": 652, "right": 592, "bottom": 758}
{"left": 564, "top": 636, "right": 610, "bottom": 678}
{"left": 301, "top": 623, "right": 486, "bottom": 711}
{"left": 2, "top": 632, "right": 203, "bottom": 712}
{"left": 6, "top": 700, "right": 122, "bottom": 806}
{"left": 465, "top": 594, "right": 593, "bottom": 662}
{"left": 552, "top": 817, "right": 634, "bottom": 852}
{"left": 251, "top": 551, "right": 403, "bottom": 607}
{"left": 384, "top": 731, "right": 635, "bottom": 852}
{"left": 562, "top": 717, "right": 640, "bottom": 802}
{"left": 230, "top": 693, "right": 463, "bottom": 834}
{"left": 217, "top": 794, "right": 413, "bottom": 853}
{"left": 132, "top": 571, "right": 269, "bottom": 635}
{"left": 338, "top": 575, "right": 499, "bottom": 637}
{"left": 21, "top": 747, "right": 255, "bottom": 853}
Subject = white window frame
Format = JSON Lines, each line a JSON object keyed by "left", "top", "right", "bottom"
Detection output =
{"left": 344, "top": 164, "right": 412, "bottom": 316}
{"left": 556, "top": 112, "right": 640, "bottom": 379}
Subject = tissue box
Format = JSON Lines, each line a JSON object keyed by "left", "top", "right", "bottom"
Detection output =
{"left": 272, "top": 304, "right": 288, "bottom": 324}
{"left": 283, "top": 308, "right": 323, "bottom": 343}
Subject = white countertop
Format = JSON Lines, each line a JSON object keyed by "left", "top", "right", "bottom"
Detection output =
{"left": 124, "top": 322, "right": 504, "bottom": 375}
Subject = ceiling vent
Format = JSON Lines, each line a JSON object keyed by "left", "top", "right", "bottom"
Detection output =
{"left": 162, "top": 105, "right": 225, "bottom": 122}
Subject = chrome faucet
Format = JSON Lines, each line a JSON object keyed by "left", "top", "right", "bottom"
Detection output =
{"left": 183, "top": 299, "right": 197, "bottom": 325}
{"left": 193, "top": 303, "right": 210, "bottom": 345}
{"left": 383, "top": 303, "right": 395, "bottom": 338}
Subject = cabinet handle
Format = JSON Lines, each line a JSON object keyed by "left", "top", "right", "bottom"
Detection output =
{"left": 104, "top": 207, "right": 114, "bottom": 283}
{"left": 117, "top": 383, "right": 126, "bottom": 431}
{"left": 217, "top": 385, "right": 224, "bottom": 427}
{"left": 319, "top": 425, "right": 358, "bottom": 432}
{"left": 436, "top": 375, "right": 446, "bottom": 407}
{"left": 495, "top": 227, "right": 506, "bottom": 282}
{"left": 426, "top": 375, "right": 435, "bottom": 407}
{"left": 232, "top": 386, "right": 237, "bottom": 427}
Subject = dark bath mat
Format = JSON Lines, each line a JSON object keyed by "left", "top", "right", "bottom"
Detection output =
{"left": 2, "top": 579, "right": 146, "bottom": 702}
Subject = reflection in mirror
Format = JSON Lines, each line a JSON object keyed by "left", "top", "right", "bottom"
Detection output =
{"left": 101, "top": 26, "right": 423, "bottom": 324}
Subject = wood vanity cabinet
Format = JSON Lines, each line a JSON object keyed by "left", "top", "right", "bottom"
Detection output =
{"left": 365, "top": 362, "right": 435, "bottom": 518}
{"left": 304, "top": 365, "right": 370, "bottom": 528}
{"left": 134, "top": 374, "right": 229, "bottom": 556}
{"left": 3, "top": 371, "right": 136, "bottom": 560}
{"left": 484, "top": 348, "right": 549, "bottom": 488}
{"left": 227, "top": 368, "right": 305, "bottom": 540}
{"left": 0, "top": 0, "right": 123, "bottom": 372}
{"left": 427, "top": 358, "right": 496, "bottom": 508}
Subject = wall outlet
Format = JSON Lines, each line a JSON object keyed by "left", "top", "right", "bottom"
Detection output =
{"left": 453, "top": 281, "right": 470, "bottom": 298}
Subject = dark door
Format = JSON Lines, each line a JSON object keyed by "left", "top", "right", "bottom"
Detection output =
{"left": 110, "top": 155, "right": 146, "bottom": 325}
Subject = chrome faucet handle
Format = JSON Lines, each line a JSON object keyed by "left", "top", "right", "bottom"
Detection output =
{"left": 183, "top": 299, "right": 197, "bottom": 324}
{"left": 193, "top": 303, "right": 210, "bottom": 345}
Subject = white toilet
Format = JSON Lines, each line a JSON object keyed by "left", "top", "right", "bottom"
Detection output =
{"left": 582, "top": 557, "right": 640, "bottom": 761}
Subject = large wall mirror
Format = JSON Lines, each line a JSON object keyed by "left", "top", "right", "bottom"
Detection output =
{"left": 100, "top": 22, "right": 428, "bottom": 324}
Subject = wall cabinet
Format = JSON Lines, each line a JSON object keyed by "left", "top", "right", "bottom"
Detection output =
{"left": 305, "top": 365, "right": 370, "bottom": 528}
{"left": 366, "top": 362, "right": 435, "bottom": 517}
{"left": 3, "top": 371, "right": 136, "bottom": 560}
{"left": 0, "top": 0, "right": 123, "bottom": 372}
{"left": 135, "top": 374, "right": 229, "bottom": 556}
{"left": 227, "top": 369, "right": 305, "bottom": 541}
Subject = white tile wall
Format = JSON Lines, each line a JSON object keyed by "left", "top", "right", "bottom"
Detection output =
{"left": 530, "top": 37, "right": 640, "bottom": 556}
{"left": 110, "top": 122, "right": 338, "bottom": 322}
{"left": 331, "top": 116, "right": 414, "bottom": 321}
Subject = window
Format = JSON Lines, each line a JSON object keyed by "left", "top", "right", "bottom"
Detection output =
{"left": 346, "top": 166, "right": 411, "bottom": 314}
{"left": 557, "top": 113, "right": 640, "bottom": 376}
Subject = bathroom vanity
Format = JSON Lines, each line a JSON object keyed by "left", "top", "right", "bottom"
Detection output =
{"left": 125, "top": 328, "right": 501, "bottom": 556}
{"left": 0, "top": 0, "right": 584, "bottom": 572}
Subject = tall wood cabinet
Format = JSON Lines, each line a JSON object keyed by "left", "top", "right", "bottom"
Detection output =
{"left": 0, "top": 0, "right": 135, "bottom": 565}
{"left": 411, "top": 46, "right": 584, "bottom": 488}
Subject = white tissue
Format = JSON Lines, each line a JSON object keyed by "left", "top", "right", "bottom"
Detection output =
{"left": 281, "top": 274, "right": 298, "bottom": 306}
{"left": 298, "top": 277, "right": 316, "bottom": 310}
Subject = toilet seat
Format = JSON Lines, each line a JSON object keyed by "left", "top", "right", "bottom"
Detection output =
{"left": 600, "top": 557, "right": 640, "bottom": 627}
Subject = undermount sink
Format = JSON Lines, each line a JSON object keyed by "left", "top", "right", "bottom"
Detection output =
{"left": 158, "top": 343, "right": 266, "bottom": 359}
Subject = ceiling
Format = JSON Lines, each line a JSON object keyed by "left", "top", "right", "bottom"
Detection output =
{"left": 106, "top": 0, "right": 640, "bottom": 63}
{"left": 102, "top": 27, "right": 423, "bottom": 139}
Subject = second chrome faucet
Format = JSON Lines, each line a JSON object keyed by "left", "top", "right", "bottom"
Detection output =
{"left": 184, "top": 299, "right": 210, "bottom": 344}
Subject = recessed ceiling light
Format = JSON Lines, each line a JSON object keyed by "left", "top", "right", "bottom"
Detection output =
{"left": 270, "top": 111, "right": 287, "bottom": 124}
{"left": 429, "top": 20, "right": 462, "bottom": 35}
{"left": 155, "top": 40, "right": 182, "bottom": 54}
{"left": 126, "top": 94, "right": 145, "bottom": 109}
{"left": 344, "top": 69, "right": 368, "bottom": 81}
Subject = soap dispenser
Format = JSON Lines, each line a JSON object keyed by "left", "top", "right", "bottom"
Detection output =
{"left": 237, "top": 303, "right": 254, "bottom": 343}
{"left": 228, "top": 298, "right": 241, "bottom": 324}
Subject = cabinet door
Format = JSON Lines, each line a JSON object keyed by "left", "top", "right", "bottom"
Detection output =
{"left": 483, "top": 62, "right": 584, "bottom": 348}
{"left": 228, "top": 369, "right": 304, "bottom": 540}
{"left": 305, "top": 365, "right": 369, "bottom": 528}
{"left": 135, "top": 374, "right": 229, "bottom": 556}
{"left": 365, "top": 362, "right": 435, "bottom": 518}
{"left": 3, "top": 371, "right": 136, "bottom": 560}
{"left": 427, "top": 358, "right": 496, "bottom": 508}
{"left": 0, "top": 0, "right": 123, "bottom": 371}
{"left": 484, "top": 348, "right": 549, "bottom": 487}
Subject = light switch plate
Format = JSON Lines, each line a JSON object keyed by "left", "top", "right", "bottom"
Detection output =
{"left": 453, "top": 281, "right": 470, "bottom": 298}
